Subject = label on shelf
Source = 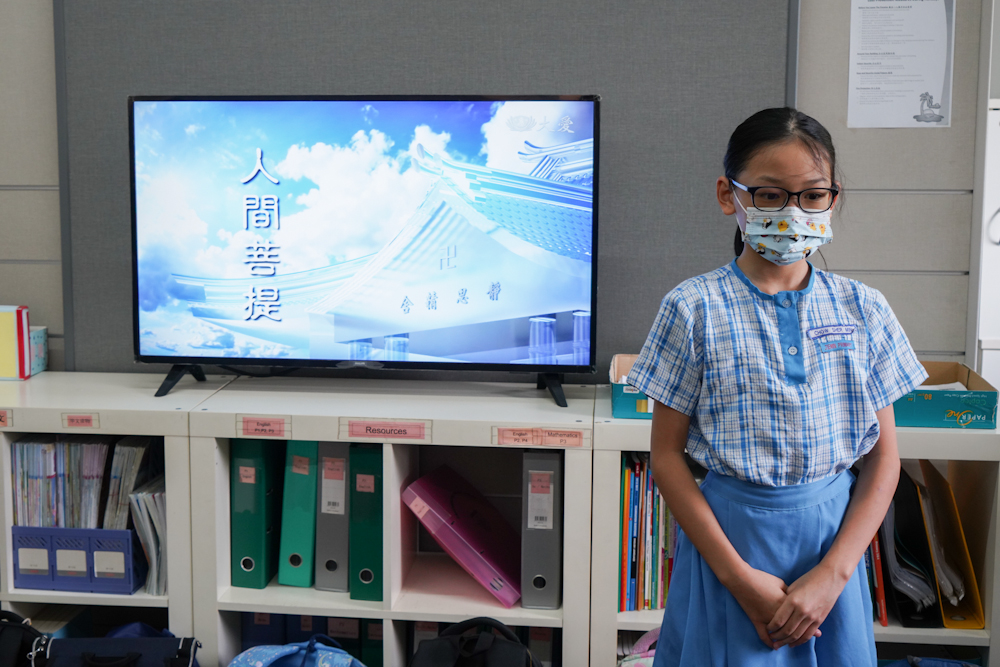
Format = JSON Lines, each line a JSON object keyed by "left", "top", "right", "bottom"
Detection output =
{"left": 237, "top": 414, "right": 290, "bottom": 439}
{"left": 493, "top": 426, "right": 589, "bottom": 448}
{"left": 62, "top": 413, "right": 99, "bottom": 429}
{"left": 18, "top": 547, "right": 48, "bottom": 574}
{"left": 528, "top": 470, "right": 554, "bottom": 530}
{"left": 93, "top": 550, "right": 125, "bottom": 578}
{"left": 328, "top": 618, "right": 360, "bottom": 638}
{"left": 321, "top": 457, "right": 346, "bottom": 515}
{"left": 56, "top": 549, "right": 87, "bottom": 576}
{"left": 340, "top": 417, "right": 433, "bottom": 443}
{"left": 0, "top": 409, "right": 10, "bottom": 427}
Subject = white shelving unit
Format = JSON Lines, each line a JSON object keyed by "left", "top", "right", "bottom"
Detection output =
{"left": 590, "top": 385, "right": 1000, "bottom": 665}
{"left": 188, "top": 376, "right": 595, "bottom": 667}
{"left": 0, "top": 371, "right": 232, "bottom": 634}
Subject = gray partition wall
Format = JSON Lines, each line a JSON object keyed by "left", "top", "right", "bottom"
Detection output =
{"left": 54, "top": 0, "right": 790, "bottom": 379}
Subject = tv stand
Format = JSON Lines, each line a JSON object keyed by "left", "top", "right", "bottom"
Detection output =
{"left": 537, "top": 373, "right": 568, "bottom": 408}
{"left": 155, "top": 364, "right": 207, "bottom": 397}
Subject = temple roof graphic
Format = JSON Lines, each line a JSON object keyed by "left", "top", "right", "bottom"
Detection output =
{"left": 163, "top": 138, "right": 594, "bottom": 358}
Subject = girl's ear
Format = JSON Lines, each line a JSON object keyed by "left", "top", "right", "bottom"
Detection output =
{"left": 717, "top": 176, "right": 737, "bottom": 215}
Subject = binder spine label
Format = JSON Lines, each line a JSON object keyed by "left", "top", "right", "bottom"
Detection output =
{"left": 239, "top": 466, "right": 256, "bottom": 484}
{"left": 321, "top": 457, "right": 346, "bottom": 515}
{"left": 408, "top": 495, "right": 431, "bottom": 519}
{"left": 254, "top": 613, "right": 271, "bottom": 625}
{"left": 292, "top": 455, "right": 310, "bottom": 475}
{"left": 368, "top": 622, "right": 383, "bottom": 640}
{"left": 238, "top": 415, "right": 290, "bottom": 438}
{"left": 356, "top": 474, "right": 376, "bottom": 493}
{"left": 62, "top": 413, "right": 99, "bottom": 428}
{"left": 328, "top": 618, "right": 360, "bottom": 638}
{"left": 0, "top": 409, "right": 10, "bottom": 427}
{"left": 300, "top": 616, "right": 313, "bottom": 631}
{"left": 528, "top": 471, "right": 554, "bottom": 530}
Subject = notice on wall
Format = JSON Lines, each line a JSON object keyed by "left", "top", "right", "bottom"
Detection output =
{"left": 847, "top": 0, "right": 955, "bottom": 128}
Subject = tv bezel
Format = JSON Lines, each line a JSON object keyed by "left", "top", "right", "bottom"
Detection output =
{"left": 129, "top": 94, "right": 600, "bottom": 374}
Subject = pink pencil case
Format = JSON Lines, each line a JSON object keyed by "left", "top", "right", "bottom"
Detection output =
{"left": 402, "top": 465, "right": 521, "bottom": 607}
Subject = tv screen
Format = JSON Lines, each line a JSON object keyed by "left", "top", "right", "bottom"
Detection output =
{"left": 130, "top": 96, "right": 598, "bottom": 372}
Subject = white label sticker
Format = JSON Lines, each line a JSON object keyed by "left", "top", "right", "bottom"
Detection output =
{"left": 321, "top": 457, "right": 346, "bottom": 515}
{"left": 56, "top": 549, "right": 87, "bottom": 576}
{"left": 528, "top": 471, "right": 554, "bottom": 530}
{"left": 93, "top": 550, "right": 125, "bottom": 578}
{"left": 18, "top": 547, "right": 48, "bottom": 574}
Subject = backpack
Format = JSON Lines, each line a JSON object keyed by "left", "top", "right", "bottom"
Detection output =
{"left": 0, "top": 610, "right": 48, "bottom": 667}
{"left": 617, "top": 627, "right": 658, "bottom": 667}
{"left": 228, "top": 635, "right": 364, "bottom": 667}
{"left": 409, "top": 618, "right": 542, "bottom": 667}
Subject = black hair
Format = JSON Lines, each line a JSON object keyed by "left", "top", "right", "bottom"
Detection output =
{"left": 725, "top": 108, "right": 837, "bottom": 257}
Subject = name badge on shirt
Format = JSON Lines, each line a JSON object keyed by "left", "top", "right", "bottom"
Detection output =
{"left": 807, "top": 324, "right": 856, "bottom": 354}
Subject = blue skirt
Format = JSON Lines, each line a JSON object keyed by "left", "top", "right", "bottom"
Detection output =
{"left": 653, "top": 471, "right": 876, "bottom": 667}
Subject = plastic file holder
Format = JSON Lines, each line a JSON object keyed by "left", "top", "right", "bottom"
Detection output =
{"left": 12, "top": 526, "right": 147, "bottom": 594}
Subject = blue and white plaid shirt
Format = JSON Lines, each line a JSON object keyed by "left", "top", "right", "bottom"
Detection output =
{"left": 628, "top": 260, "right": 927, "bottom": 486}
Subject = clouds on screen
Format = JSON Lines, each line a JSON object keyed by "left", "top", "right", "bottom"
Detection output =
{"left": 271, "top": 126, "right": 450, "bottom": 267}
{"left": 479, "top": 101, "right": 586, "bottom": 174}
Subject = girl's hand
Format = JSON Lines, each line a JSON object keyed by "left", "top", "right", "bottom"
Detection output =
{"left": 766, "top": 563, "right": 845, "bottom": 648}
{"left": 728, "top": 567, "right": 793, "bottom": 648}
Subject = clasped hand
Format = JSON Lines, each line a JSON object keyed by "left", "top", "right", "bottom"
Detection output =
{"left": 732, "top": 564, "right": 845, "bottom": 650}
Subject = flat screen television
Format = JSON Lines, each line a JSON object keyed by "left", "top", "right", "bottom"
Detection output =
{"left": 129, "top": 95, "right": 599, "bottom": 397}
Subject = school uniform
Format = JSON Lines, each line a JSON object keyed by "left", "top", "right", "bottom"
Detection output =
{"left": 627, "top": 259, "right": 928, "bottom": 666}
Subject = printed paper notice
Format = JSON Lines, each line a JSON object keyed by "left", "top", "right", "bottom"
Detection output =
{"left": 321, "top": 457, "right": 346, "bottom": 515}
{"left": 528, "top": 471, "right": 554, "bottom": 530}
{"left": 848, "top": 0, "right": 955, "bottom": 128}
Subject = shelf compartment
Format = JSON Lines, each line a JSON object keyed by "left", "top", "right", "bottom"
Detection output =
{"left": 392, "top": 553, "right": 562, "bottom": 627}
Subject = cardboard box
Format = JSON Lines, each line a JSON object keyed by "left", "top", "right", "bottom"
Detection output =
{"left": 893, "top": 361, "right": 998, "bottom": 429}
{"left": 610, "top": 354, "right": 653, "bottom": 420}
{"left": 30, "top": 326, "right": 47, "bottom": 376}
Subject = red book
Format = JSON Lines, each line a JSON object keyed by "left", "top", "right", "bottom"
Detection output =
{"left": 871, "top": 533, "right": 889, "bottom": 626}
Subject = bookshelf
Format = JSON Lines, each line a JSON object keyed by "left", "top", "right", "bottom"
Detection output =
{"left": 0, "top": 371, "right": 232, "bottom": 635}
{"left": 188, "top": 376, "right": 595, "bottom": 667}
{"left": 590, "top": 384, "right": 1000, "bottom": 665}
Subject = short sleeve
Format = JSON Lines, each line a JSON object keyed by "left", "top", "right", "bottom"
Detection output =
{"left": 865, "top": 290, "right": 929, "bottom": 411}
{"left": 626, "top": 290, "right": 703, "bottom": 416}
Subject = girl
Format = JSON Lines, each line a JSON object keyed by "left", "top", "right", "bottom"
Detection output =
{"left": 627, "top": 107, "right": 927, "bottom": 665}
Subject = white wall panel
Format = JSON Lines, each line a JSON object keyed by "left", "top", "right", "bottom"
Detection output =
{"left": 0, "top": 264, "right": 64, "bottom": 336}
{"left": 0, "top": 1, "right": 58, "bottom": 186}
{"left": 846, "top": 273, "right": 968, "bottom": 352}
{"left": 0, "top": 191, "right": 61, "bottom": 260}
{"left": 797, "top": 0, "right": 982, "bottom": 191}
{"left": 821, "top": 193, "right": 971, "bottom": 272}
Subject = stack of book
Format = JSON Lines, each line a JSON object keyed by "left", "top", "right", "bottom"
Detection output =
{"left": 618, "top": 452, "right": 673, "bottom": 613}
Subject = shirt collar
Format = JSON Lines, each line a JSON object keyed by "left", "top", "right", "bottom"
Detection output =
{"left": 728, "top": 258, "right": 815, "bottom": 301}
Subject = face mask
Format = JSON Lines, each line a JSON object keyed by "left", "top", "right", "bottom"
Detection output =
{"left": 735, "top": 195, "right": 833, "bottom": 265}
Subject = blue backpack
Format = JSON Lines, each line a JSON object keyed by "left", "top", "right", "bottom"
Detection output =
{"left": 229, "top": 635, "right": 365, "bottom": 667}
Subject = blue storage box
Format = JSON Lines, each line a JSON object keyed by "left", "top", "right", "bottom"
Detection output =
{"left": 11, "top": 526, "right": 147, "bottom": 594}
{"left": 610, "top": 354, "right": 653, "bottom": 419}
{"left": 894, "top": 361, "right": 998, "bottom": 429}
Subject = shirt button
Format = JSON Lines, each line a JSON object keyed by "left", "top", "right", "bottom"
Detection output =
{"left": 788, "top": 346, "right": 798, "bottom": 356}
{"left": 782, "top": 299, "right": 792, "bottom": 308}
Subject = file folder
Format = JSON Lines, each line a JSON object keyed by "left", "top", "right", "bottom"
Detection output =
{"left": 230, "top": 439, "right": 285, "bottom": 589}
{"left": 285, "top": 615, "right": 326, "bottom": 643}
{"left": 918, "top": 460, "right": 985, "bottom": 630}
{"left": 278, "top": 440, "right": 319, "bottom": 587}
{"left": 881, "top": 468, "right": 943, "bottom": 628}
{"left": 315, "top": 441, "right": 350, "bottom": 592}
{"left": 241, "top": 612, "right": 285, "bottom": 651}
{"left": 349, "top": 444, "right": 383, "bottom": 601}
{"left": 361, "top": 619, "right": 384, "bottom": 667}
{"left": 326, "top": 617, "right": 362, "bottom": 658}
{"left": 521, "top": 450, "right": 563, "bottom": 609}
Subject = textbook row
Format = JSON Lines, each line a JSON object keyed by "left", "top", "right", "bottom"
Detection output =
{"left": 240, "top": 613, "right": 563, "bottom": 667}
{"left": 231, "top": 439, "right": 564, "bottom": 609}
{"left": 10, "top": 434, "right": 166, "bottom": 595}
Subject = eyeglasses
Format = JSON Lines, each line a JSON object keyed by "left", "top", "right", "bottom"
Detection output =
{"left": 730, "top": 179, "right": 839, "bottom": 213}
